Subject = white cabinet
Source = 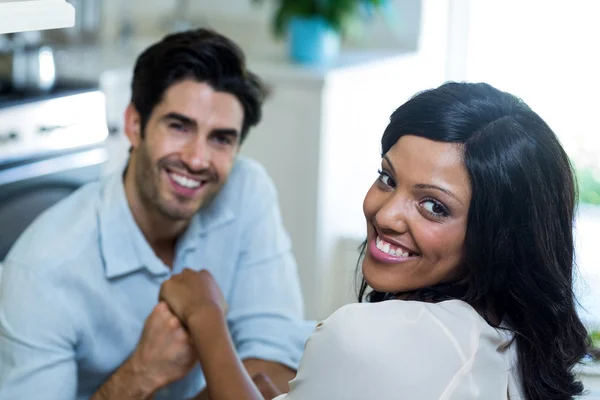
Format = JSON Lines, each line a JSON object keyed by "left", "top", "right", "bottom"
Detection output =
{"left": 0, "top": 0, "right": 74, "bottom": 34}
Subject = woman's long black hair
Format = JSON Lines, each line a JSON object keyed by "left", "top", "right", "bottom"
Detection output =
{"left": 358, "top": 82, "right": 589, "bottom": 399}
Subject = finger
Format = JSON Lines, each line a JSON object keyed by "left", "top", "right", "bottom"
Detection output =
{"left": 158, "top": 280, "right": 172, "bottom": 303}
{"left": 152, "top": 302, "right": 172, "bottom": 322}
{"left": 157, "top": 301, "right": 171, "bottom": 314}
{"left": 143, "top": 302, "right": 170, "bottom": 334}
{"left": 198, "top": 269, "right": 213, "bottom": 280}
{"left": 174, "top": 327, "right": 188, "bottom": 341}
{"left": 252, "top": 373, "right": 282, "bottom": 398}
{"left": 168, "top": 315, "right": 182, "bottom": 330}
{"left": 149, "top": 301, "right": 166, "bottom": 317}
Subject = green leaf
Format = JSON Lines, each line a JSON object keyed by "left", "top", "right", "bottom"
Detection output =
{"left": 253, "top": 0, "right": 393, "bottom": 37}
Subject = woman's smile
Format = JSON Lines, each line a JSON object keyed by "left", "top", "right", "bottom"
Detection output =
{"left": 368, "top": 235, "right": 420, "bottom": 264}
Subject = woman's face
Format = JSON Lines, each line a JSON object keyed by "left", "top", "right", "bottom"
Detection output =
{"left": 362, "top": 135, "right": 472, "bottom": 294}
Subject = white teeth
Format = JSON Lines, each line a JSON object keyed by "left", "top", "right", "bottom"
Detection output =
{"left": 170, "top": 173, "right": 201, "bottom": 189}
{"left": 376, "top": 236, "right": 413, "bottom": 258}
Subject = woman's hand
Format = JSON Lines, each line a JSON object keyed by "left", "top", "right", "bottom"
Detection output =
{"left": 159, "top": 268, "right": 227, "bottom": 325}
{"left": 160, "top": 269, "right": 264, "bottom": 400}
{"left": 252, "top": 373, "right": 282, "bottom": 399}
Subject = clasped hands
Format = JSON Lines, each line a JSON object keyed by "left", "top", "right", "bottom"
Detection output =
{"left": 127, "top": 268, "right": 280, "bottom": 399}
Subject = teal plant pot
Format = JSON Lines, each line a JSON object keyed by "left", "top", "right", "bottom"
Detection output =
{"left": 288, "top": 16, "right": 341, "bottom": 66}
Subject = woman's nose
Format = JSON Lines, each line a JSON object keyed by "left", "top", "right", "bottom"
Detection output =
{"left": 375, "top": 195, "right": 410, "bottom": 234}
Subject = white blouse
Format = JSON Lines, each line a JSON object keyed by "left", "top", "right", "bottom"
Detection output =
{"left": 275, "top": 299, "right": 524, "bottom": 400}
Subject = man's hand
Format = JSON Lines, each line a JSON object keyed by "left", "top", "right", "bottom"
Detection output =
{"left": 92, "top": 302, "right": 197, "bottom": 400}
{"left": 129, "top": 301, "right": 198, "bottom": 390}
{"left": 159, "top": 269, "right": 227, "bottom": 325}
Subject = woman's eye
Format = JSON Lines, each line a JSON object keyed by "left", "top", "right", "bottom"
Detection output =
{"left": 377, "top": 170, "right": 395, "bottom": 188}
{"left": 421, "top": 199, "right": 449, "bottom": 217}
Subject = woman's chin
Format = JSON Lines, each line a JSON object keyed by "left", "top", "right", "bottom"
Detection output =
{"left": 362, "top": 271, "right": 399, "bottom": 295}
{"left": 362, "top": 260, "right": 413, "bottom": 295}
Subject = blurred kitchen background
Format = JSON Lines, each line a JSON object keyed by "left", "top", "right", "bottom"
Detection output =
{"left": 1, "top": 0, "right": 600, "bottom": 331}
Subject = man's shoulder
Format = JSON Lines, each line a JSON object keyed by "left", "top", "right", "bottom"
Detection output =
{"left": 5, "top": 179, "right": 105, "bottom": 275}
{"left": 229, "top": 156, "right": 273, "bottom": 187}
{"left": 221, "top": 156, "right": 278, "bottom": 207}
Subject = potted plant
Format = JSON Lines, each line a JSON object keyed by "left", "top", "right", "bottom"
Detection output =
{"left": 251, "top": 0, "right": 391, "bottom": 66}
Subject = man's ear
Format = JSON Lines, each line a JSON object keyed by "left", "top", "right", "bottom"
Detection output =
{"left": 124, "top": 103, "right": 142, "bottom": 148}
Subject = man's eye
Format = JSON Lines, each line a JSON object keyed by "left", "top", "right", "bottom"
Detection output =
{"left": 170, "top": 123, "right": 187, "bottom": 132}
{"left": 213, "top": 135, "right": 234, "bottom": 145}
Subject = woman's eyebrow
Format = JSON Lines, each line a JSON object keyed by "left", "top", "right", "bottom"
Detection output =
{"left": 413, "top": 183, "right": 463, "bottom": 205}
{"left": 383, "top": 155, "right": 463, "bottom": 205}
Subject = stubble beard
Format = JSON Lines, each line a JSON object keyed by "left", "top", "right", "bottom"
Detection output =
{"left": 134, "top": 144, "right": 194, "bottom": 221}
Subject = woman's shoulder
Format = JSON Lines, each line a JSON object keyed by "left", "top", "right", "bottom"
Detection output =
{"left": 325, "top": 299, "right": 491, "bottom": 328}
{"left": 291, "top": 299, "right": 517, "bottom": 399}
{"left": 319, "top": 299, "right": 510, "bottom": 351}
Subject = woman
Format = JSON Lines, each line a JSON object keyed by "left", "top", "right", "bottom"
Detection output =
{"left": 160, "top": 82, "right": 590, "bottom": 399}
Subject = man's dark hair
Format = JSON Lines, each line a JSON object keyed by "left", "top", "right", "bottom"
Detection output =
{"left": 130, "top": 28, "right": 266, "bottom": 142}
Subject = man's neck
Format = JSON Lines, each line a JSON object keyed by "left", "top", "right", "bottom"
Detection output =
{"left": 123, "top": 170, "right": 189, "bottom": 268}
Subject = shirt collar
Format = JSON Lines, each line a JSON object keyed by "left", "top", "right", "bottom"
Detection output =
{"left": 98, "top": 172, "right": 235, "bottom": 279}
{"left": 175, "top": 187, "right": 236, "bottom": 254}
{"left": 98, "top": 173, "right": 163, "bottom": 278}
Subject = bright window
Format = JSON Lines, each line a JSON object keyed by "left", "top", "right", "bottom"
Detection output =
{"left": 464, "top": 1, "right": 600, "bottom": 327}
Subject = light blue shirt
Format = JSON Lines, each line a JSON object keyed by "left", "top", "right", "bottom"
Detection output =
{"left": 0, "top": 156, "right": 314, "bottom": 400}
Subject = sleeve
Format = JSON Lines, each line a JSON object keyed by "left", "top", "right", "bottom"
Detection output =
{"left": 277, "top": 301, "right": 510, "bottom": 400}
{"left": 226, "top": 166, "right": 315, "bottom": 371}
{"left": 0, "top": 260, "right": 78, "bottom": 399}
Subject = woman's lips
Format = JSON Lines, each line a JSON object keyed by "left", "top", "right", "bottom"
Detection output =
{"left": 368, "top": 235, "right": 419, "bottom": 264}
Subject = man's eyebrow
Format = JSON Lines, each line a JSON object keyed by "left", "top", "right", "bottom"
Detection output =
{"left": 161, "top": 112, "right": 197, "bottom": 127}
{"left": 161, "top": 113, "right": 241, "bottom": 138}
{"left": 211, "top": 128, "right": 240, "bottom": 137}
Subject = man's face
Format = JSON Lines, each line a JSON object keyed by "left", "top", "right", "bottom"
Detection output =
{"left": 126, "top": 79, "right": 244, "bottom": 221}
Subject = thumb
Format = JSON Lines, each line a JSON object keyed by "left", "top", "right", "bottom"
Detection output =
{"left": 252, "top": 372, "right": 282, "bottom": 399}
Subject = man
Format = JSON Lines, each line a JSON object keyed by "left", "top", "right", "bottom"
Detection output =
{"left": 0, "top": 29, "right": 313, "bottom": 399}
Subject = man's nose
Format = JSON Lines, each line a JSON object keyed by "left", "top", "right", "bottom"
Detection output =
{"left": 183, "top": 137, "right": 210, "bottom": 171}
